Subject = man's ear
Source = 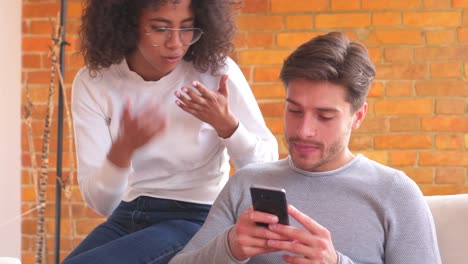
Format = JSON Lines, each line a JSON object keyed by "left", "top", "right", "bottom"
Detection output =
{"left": 352, "top": 102, "right": 368, "bottom": 129}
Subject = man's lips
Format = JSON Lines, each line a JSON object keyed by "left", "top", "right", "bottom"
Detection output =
{"left": 291, "top": 142, "right": 322, "bottom": 153}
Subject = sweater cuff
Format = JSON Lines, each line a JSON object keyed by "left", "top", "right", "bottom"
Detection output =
{"left": 225, "top": 227, "right": 250, "bottom": 264}
{"left": 220, "top": 122, "right": 255, "bottom": 155}
{"left": 98, "top": 159, "right": 131, "bottom": 193}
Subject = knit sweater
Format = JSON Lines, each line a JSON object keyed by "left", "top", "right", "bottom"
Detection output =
{"left": 170, "top": 155, "right": 441, "bottom": 264}
{"left": 71, "top": 57, "right": 278, "bottom": 216}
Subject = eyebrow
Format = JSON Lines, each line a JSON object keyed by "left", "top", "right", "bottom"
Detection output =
{"left": 286, "top": 98, "right": 340, "bottom": 112}
{"left": 148, "top": 17, "right": 195, "bottom": 24}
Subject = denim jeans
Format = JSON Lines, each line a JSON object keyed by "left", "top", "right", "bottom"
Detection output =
{"left": 62, "top": 196, "right": 211, "bottom": 264}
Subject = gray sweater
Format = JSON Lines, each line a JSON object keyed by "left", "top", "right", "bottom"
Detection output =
{"left": 170, "top": 155, "right": 441, "bottom": 264}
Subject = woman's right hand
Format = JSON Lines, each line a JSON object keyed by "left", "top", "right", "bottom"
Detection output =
{"left": 108, "top": 98, "right": 168, "bottom": 167}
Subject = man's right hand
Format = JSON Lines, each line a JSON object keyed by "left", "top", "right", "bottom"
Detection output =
{"left": 227, "top": 207, "right": 290, "bottom": 261}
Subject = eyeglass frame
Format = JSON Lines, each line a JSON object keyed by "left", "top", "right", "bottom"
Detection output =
{"left": 144, "top": 27, "right": 204, "bottom": 47}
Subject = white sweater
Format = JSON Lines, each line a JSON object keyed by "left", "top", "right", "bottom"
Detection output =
{"left": 71, "top": 58, "right": 278, "bottom": 216}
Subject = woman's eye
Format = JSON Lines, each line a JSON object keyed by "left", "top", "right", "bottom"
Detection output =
{"left": 151, "top": 27, "right": 167, "bottom": 33}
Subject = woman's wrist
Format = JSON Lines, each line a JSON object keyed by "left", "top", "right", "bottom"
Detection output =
{"left": 107, "top": 138, "right": 134, "bottom": 168}
{"left": 216, "top": 113, "right": 239, "bottom": 139}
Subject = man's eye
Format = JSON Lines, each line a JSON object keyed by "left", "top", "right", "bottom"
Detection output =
{"left": 319, "top": 116, "right": 334, "bottom": 121}
{"left": 288, "top": 108, "right": 302, "bottom": 114}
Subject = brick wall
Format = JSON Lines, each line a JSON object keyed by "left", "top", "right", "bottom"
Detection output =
{"left": 21, "top": 0, "right": 467, "bottom": 262}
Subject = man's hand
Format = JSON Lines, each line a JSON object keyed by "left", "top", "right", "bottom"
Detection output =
{"left": 174, "top": 74, "right": 239, "bottom": 138}
{"left": 266, "top": 205, "right": 338, "bottom": 264}
{"left": 227, "top": 207, "right": 289, "bottom": 261}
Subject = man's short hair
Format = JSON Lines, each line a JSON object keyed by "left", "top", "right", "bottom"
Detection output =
{"left": 280, "top": 32, "right": 376, "bottom": 112}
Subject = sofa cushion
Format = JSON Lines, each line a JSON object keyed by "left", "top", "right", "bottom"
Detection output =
{"left": 425, "top": 194, "right": 468, "bottom": 264}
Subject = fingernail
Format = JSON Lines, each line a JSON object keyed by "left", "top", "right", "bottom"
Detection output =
{"left": 174, "top": 91, "right": 180, "bottom": 97}
{"left": 192, "top": 81, "right": 198, "bottom": 87}
{"left": 182, "top": 87, "right": 188, "bottom": 93}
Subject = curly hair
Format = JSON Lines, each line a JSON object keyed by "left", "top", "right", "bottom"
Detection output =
{"left": 79, "top": 0, "right": 241, "bottom": 76}
{"left": 280, "top": 32, "right": 376, "bottom": 112}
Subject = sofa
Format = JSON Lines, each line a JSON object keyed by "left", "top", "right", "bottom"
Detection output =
{"left": 425, "top": 194, "right": 468, "bottom": 264}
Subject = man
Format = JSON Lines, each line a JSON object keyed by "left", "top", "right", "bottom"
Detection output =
{"left": 169, "top": 32, "right": 441, "bottom": 264}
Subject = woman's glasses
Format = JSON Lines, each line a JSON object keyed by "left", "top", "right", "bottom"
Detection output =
{"left": 145, "top": 27, "right": 204, "bottom": 47}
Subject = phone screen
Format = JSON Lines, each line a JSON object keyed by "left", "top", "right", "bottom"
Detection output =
{"left": 250, "top": 185, "right": 289, "bottom": 227}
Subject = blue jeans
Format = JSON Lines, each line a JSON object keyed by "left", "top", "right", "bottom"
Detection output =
{"left": 62, "top": 196, "right": 211, "bottom": 264}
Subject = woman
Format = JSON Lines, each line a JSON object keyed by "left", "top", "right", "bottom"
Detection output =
{"left": 63, "top": 0, "right": 278, "bottom": 263}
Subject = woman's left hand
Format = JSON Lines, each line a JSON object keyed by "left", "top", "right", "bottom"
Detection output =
{"left": 175, "top": 74, "right": 239, "bottom": 138}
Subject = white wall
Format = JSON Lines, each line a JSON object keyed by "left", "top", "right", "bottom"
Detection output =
{"left": 0, "top": 0, "right": 22, "bottom": 258}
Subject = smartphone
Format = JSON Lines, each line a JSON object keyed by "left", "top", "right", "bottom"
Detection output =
{"left": 250, "top": 184, "right": 289, "bottom": 227}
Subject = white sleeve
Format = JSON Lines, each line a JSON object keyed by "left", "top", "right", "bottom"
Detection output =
{"left": 220, "top": 58, "right": 279, "bottom": 168}
{"left": 72, "top": 71, "right": 129, "bottom": 216}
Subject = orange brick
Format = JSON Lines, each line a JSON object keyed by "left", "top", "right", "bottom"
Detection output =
{"left": 376, "top": 64, "right": 427, "bottom": 80}
{"left": 435, "top": 134, "right": 463, "bottom": 150}
{"left": 435, "top": 99, "right": 465, "bottom": 114}
{"left": 233, "top": 33, "right": 247, "bottom": 49}
{"left": 316, "top": 13, "right": 370, "bottom": 28}
{"left": 430, "top": 62, "right": 462, "bottom": 78}
{"left": 420, "top": 151, "right": 468, "bottom": 166}
{"left": 271, "top": 0, "right": 329, "bottom": 12}
{"left": 362, "top": 0, "right": 420, "bottom": 10}
{"left": 367, "top": 48, "right": 382, "bottom": 64}
{"left": 253, "top": 66, "right": 281, "bottom": 82}
{"left": 23, "top": 54, "right": 42, "bottom": 69}
{"left": 385, "top": 81, "right": 414, "bottom": 97}
{"left": 265, "top": 118, "right": 284, "bottom": 134}
{"left": 277, "top": 32, "right": 323, "bottom": 47}
{"left": 237, "top": 15, "right": 283, "bottom": 31}
{"left": 356, "top": 117, "right": 388, "bottom": 133}
{"left": 384, "top": 47, "right": 414, "bottom": 62}
{"left": 375, "top": 99, "right": 432, "bottom": 115}
{"left": 285, "top": 15, "right": 313, "bottom": 30}
{"left": 358, "top": 151, "right": 388, "bottom": 164}
{"left": 415, "top": 81, "right": 468, "bottom": 96}
{"left": 464, "top": 10, "right": 468, "bottom": 25}
{"left": 375, "top": 134, "right": 432, "bottom": 149}
{"left": 241, "top": 0, "right": 269, "bottom": 13}
{"left": 422, "top": 117, "right": 468, "bottom": 132}
{"left": 331, "top": 0, "right": 360, "bottom": 10}
{"left": 23, "top": 3, "right": 60, "bottom": 18}
{"left": 403, "top": 12, "right": 460, "bottom": 27}
{"left": 368, "top": 82, "right": 384, "bottom": 97}
{"left": 454, "top": 0, "right": 468, "bottom": 8}
{"left": 259, "top": 101, "right": 284, "bottom": 117}
{"left": 239, "top": 50, "right": 292, "bottom": 65}
{"left": 389, "top": 151, "right": 417, "bottom": 166}
{"left": 364, "top": 30, "right": 423, "bottom": 46}
{"left": 415, "top": 46, "right": 468, "bottom": 61}
{"left": 465, "top": 62, "right": 468, "bottom": 77}
{"left": 67, "top": 1, "right": 84, "bottom": 18}
{"left": 30, "top": 20, "right": 57, "bottom": 35}
{"left": 424, "top": 0, "right": 452, "bottom": 9}
{"left": 349, "top": 135, "right": 373, "bottom": 150}
{"left": 372, "top": 12, "right": 402, "bottom": 27}
{"left": 425, "top": 30, "right": 455, "bottom": 45}
{"left": 435, "top": 168, "right": 465, "bottom": 184}
{"left": 22, "top": 36, "right": 52, "bottom": 52}
{"left": 458, "top": 27, "right": 468, "bottom": 43}
{"left": 402, "top": 168, "right": 434, "bottom": 184}
{"left": 389, "top": 116, "right": 421, "bottom": 132}
{"left": 247, "top": 32, "right": 274, "bottom": 48}
{"left": 251, "top": 84, "right": 286, "bottom": 99}
{"left": 465, "top": 134, "right": 468, "bottom": 148}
